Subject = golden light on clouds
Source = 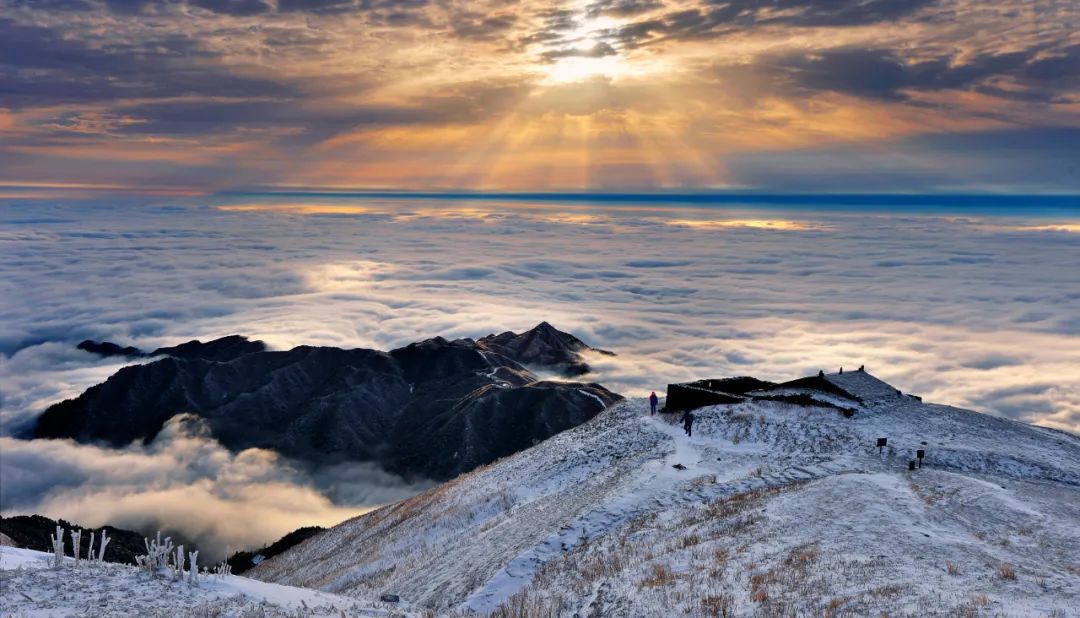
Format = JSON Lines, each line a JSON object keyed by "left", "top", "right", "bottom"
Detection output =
{"left": 665, "top": 219, "right": 830, "bottom": 231}
{"left": 0, "top": 0, "right": 1077, "bottom": 192}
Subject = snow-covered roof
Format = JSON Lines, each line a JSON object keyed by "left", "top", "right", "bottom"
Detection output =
{"left": 824, "top": 370, "right": 901, "bottom": 403}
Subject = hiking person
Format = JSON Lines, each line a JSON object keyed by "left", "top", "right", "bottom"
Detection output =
{"left": 818, "top": 370, "right": 824, "bottom": 378}
{"left": 681, "top": 410, "right": 694, "bottom": 437}
{"left": 649, "top": 391, "right": 659, "bottom": 415}
{"left": 839, "top": 367, "right": 843, "bottom": 374}
{"left": 859, "top": 364, "right": 865, "bottom": 372}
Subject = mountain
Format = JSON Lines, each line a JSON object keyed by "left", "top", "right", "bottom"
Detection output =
{"left": 250, "top": 370, "right": 1080, "bottom": 616}
{"left": 227, "top": 526, "right": 325, "bottom": 575}
{"left": 77, "top": 340, "right": 145, "bottom": 358}
{"left": 476, "top": 321, "right": 614, "bottom": 376}
{"left": 77, "top": 334, "right": 266, "bottom": 362}
{"left": 0, "top": 515, "right": 160, "bottom": 565}
{"left": 34, "top": 324, "right": 621, "bottom": 480}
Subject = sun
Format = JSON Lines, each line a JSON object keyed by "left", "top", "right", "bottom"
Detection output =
{"left": 538, "top": 11, "right": 629, "bottom": 85}
{"left": 543, "top": 55, "right": 627, "bottom": 85}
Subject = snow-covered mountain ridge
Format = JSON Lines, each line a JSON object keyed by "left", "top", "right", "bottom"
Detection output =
{"left": 251, "top": 371, "right": 1080, "bottom": 616}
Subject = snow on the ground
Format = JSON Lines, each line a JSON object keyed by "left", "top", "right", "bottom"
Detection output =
{"left": 252, "top": 372, "right": 1080, "bottom": 616}
{"left": 0, "top": 546, "right": 412, "bottom": 617}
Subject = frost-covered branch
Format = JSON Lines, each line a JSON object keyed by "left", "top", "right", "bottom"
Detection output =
{"left": 70, "top": 529, "right": 82, "bottom": 568}
{"left": 213, "top": 548, "right": 232, "bottom": 579}
{"left": 50, "top": 526, "right": 65, "bottom": 569}
{"left": 172, "top": 545, "right": 185, "bottom": 581}
{"left": 98, "top": 529, "right": 110, "bottom": 562}
{"left": 188, "top": 550, "right": 199, "bottom": 586}
{"left": 137, "top": 531, "right": 175, "bottom": 577}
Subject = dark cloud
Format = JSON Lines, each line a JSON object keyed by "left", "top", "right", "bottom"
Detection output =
{"left": 190, "top": 0, "right": 273, "bottom": 15}
{"left": 759, "top": 45, "right": 1080, "bottom": 102}
{"left": 450, "top": 12, "right": 517, "bottom": 40}
{"left": 278, "top": 0, "right": 357, "bottom": 12}
{"left": 606, "top": 0, "right": 937, "bottom": 46}
{"left": 0, "top": 18, "right": 296, "bottom": 107}
{"left": 541, "top": 42, "right": 617, "bottom": 62}
{"left": 586, "top": 0, "right": 663, "bottom": 18}
{"left": 7, "top": 0, "right": 96, "bottom": 10}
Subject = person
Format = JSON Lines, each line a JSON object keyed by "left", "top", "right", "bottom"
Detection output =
{"left": 681, "top": 410, "right": 694, "bottom": 437}
{"left": 818, "top": 370, "right": 824, "bottom": 378}
{"left": 649, "top": 391, "right": 659, "bottom": 415}
{"left": 859, "top": 364, "right": 865, "bottom": 372}
{"left": 839, "top": 367, "right": 843, "bottom": 375}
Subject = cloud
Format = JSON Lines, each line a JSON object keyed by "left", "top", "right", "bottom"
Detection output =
{"left": 723, "top": 126, "right": 1080, "bottom": 192}
{"left": 586, "top": 0, "right": 663, "bottom": 18}
{"left": 754, "top": 45, "right": 1080, "bottom": 103}
{"left": 0, "top": 416, "right": 433, "bottom": 561}
{"left": 1, "top": 197, "right": 1077, "bottom": 554}
{"left": 542, "top": 42, "right": 618, "bottom": 62}
{"left": 190, "top": 0, "right": 273, "bottom": 15}
{"left": 450, "top": 11, "right": 517, "bottom": 40}
{"left": 605, "top": 0, "right": 936, "bottom": 47}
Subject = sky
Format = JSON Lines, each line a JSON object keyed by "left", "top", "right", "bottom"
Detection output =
{"left": 1, "top": 197, "right": 1078, "bottom": 555}
{"left": 2, "top": 0, "right": 1080, "bottom": 192}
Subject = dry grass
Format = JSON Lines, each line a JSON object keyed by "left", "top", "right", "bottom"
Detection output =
{"left": 972, "top": 593, "right": 990, "bottom": 607}
{"left": 678, "top": 534, "right": 702, "bottom": 549}
{"left": 946, "top": 562, "right": 960, "bottom": 575}
{"left": 701, "top": 593, "right": 734, "bottom": 617}
{"left": 751, "top": 588, "right": 768, "bottom": 603}
{"left": 998, "top": 563, "right": 1016, "bottom": 580}
{"left": 785, "top": 544, "right": 820, "bottom": 567}
{"left": 488, "top": 588, "right": 565, "bottom": 618}
{"left": 825, "top": 596, "right": 850, "bottom": 617}
{"left": 640, "top": 563, "right": 676, "bottom": 588}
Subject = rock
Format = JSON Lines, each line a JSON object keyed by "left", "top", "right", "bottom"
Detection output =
{"left": 380, "top": 594, "right": 400, "bottom": 603}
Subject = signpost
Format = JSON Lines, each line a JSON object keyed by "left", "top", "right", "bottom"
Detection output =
{"left": 877, "top": 437, "right": 887, "bottom": 455}
{"left": 916, "top": 449, "right": 925, "bottom": 468}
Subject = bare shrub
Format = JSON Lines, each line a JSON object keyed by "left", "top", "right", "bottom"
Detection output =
{"left": 946, "top": 562, "right": 960, "bottom": 575}
{"left": 998, "top": 564, "right": 1016, "bottom": 580}
{"left": 973, "top": 593, "right": 990, "bottom": 607}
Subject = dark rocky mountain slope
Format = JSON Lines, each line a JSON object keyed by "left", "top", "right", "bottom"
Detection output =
{"left": 77, "top": 334, "right": 266, "bottom": 362}
{"left": 35, "top": 324, "right": 621, "bottom": 480}
{"left": 476, "top": 321, "right": 613, "bottom": 376}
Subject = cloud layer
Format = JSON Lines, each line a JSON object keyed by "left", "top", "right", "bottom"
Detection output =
{"left": 1, "top": 196, "right": 1077, "bottom": 552}
{"left": 0, "top": 415, "right": 432, "bottom": 561}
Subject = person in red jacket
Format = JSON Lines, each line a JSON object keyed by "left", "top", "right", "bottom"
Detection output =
{"left": 649, "top": 391, "right": 659, "bottom": 415}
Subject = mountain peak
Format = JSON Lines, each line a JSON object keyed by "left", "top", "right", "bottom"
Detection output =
{"left": 479, "top": 322, "right": 613, "bottom": 377}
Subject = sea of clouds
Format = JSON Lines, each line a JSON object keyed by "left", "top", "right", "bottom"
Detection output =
{"left": 1, "top": 196, "right": 1078, "bottom": 553}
